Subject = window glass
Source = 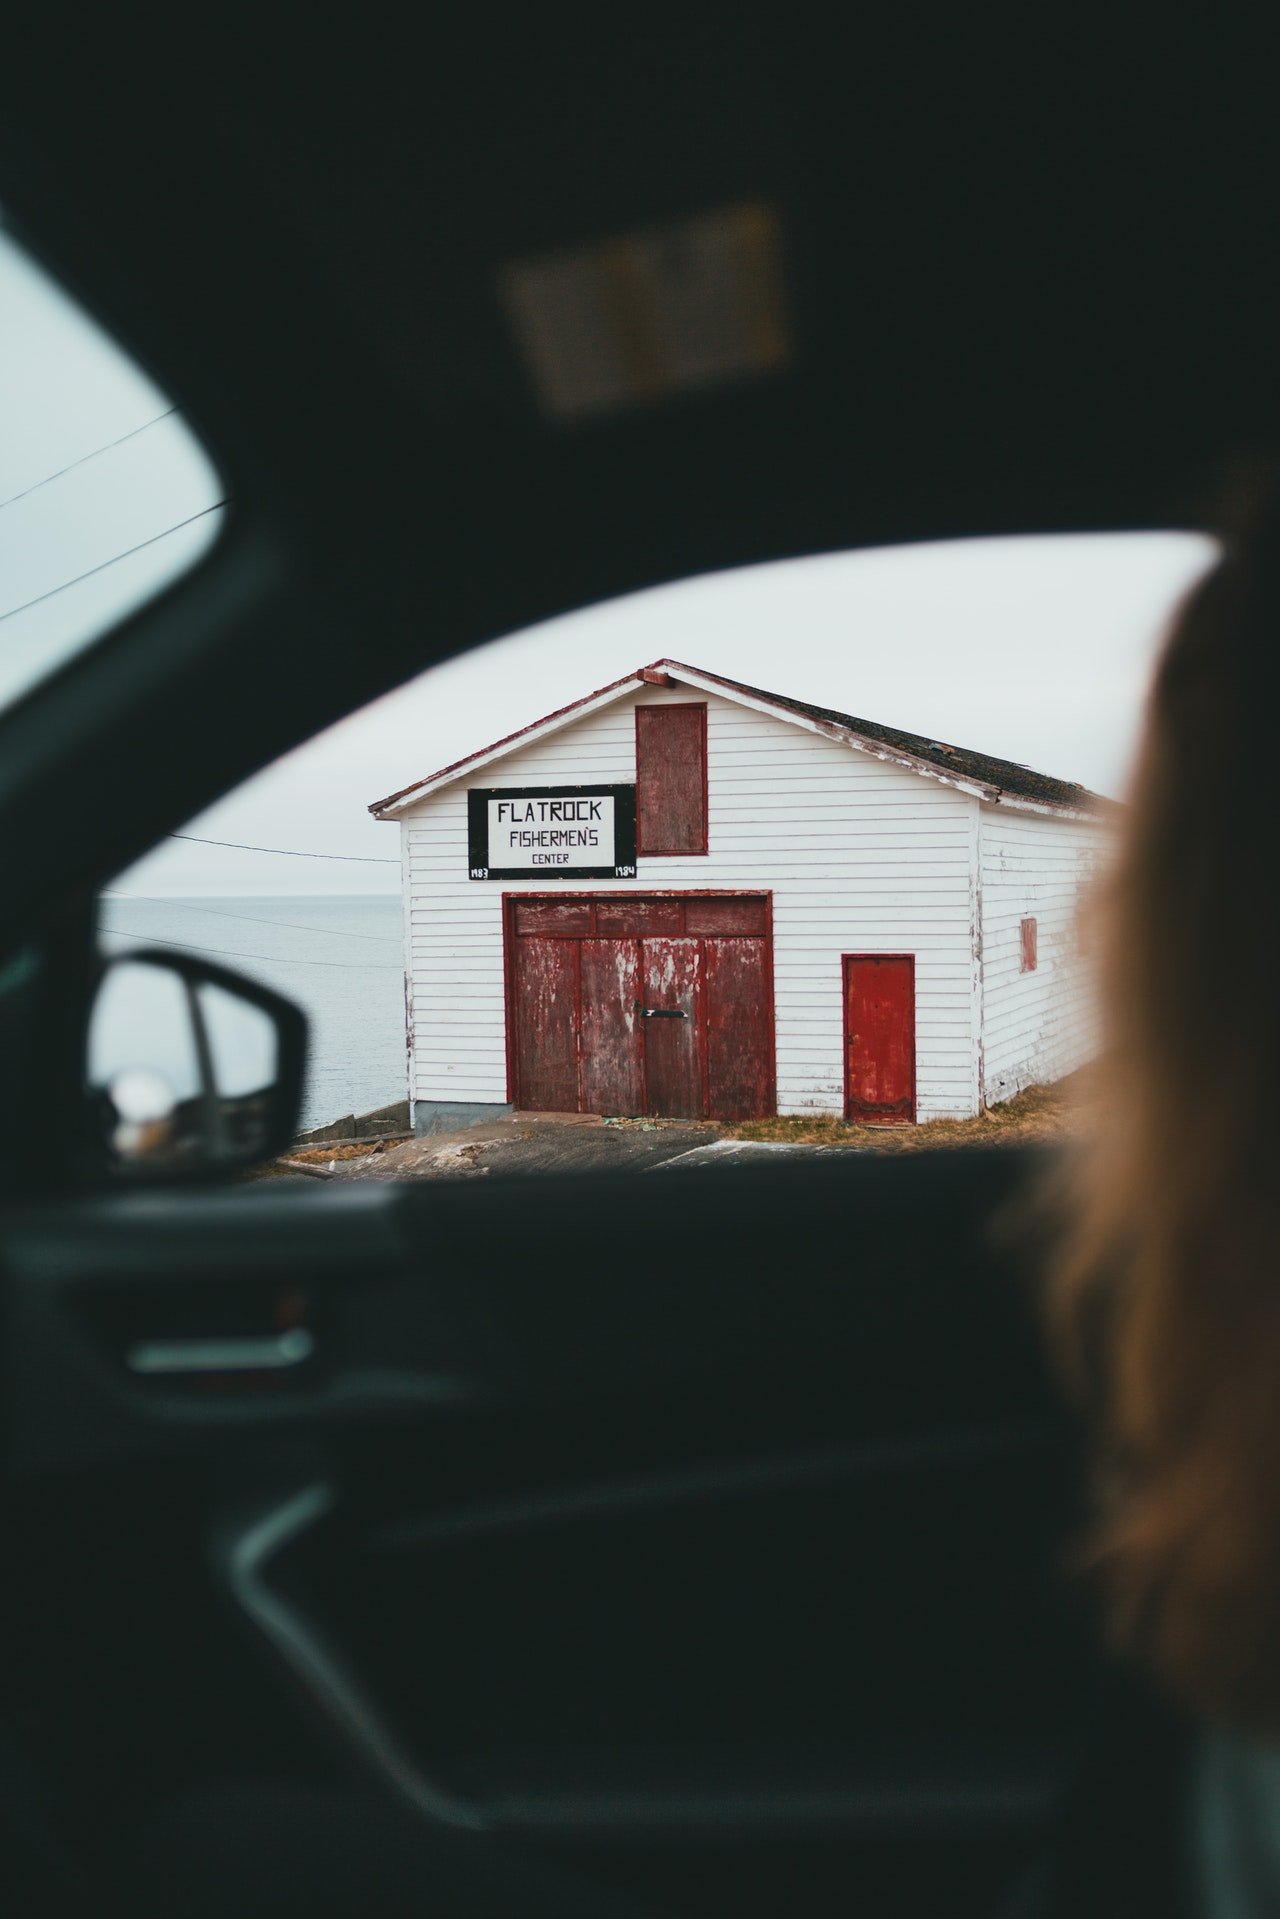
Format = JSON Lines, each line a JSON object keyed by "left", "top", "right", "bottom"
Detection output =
{"left": 88, "top": 959, "right": 201, "bottom": 1104}
{"left": 107, "top": 532, "right": 1213, "bottom": 1166}
{"left": 197, "top": 980, "right": 278, "bottom": 1099}
{"left": 0, "top": 226, "right": 223, "bottom": 713}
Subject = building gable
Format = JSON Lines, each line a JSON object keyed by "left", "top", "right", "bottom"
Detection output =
{"left": 370, "top": 660, "right": 1105, "bottom": 821}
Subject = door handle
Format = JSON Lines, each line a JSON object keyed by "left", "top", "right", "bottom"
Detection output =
{"left": 125, "top": 1327, "right": 315, "bottom": 1376}
{"left": 638, "top": 1007, "right": 688, "bottom": 1020}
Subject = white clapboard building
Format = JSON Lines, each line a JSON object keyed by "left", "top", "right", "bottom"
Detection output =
{"left": 371, "top": 660, "right": 1113, "bottom": 1134}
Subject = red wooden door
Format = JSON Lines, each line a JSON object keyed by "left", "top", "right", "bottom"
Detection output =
{"left": 703, "top": 936, "right": 771, "bottom": 1120}
{"left": 513, "top": 936, "right": 580, "bottom": 1112}
{"left": 843, "top": 955, "right": 915, "bottom": 1125}
{"left": 639, "top": 937, "right": 704, "bottom": 1118}
{"left": 579, "top": 938, "right": 643, "bottom": 1116}
{"left": 509, "top": 895, "right": 774, "bottom": 1121}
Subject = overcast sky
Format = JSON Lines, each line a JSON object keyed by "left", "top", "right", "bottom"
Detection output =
{"left": 2, "top": 228, "right": 1216, "bottom": 897}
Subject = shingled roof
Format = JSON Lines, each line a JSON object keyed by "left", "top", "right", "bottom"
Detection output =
{"left": 370, "top": 658, "right": 1110, "bottom": 817}
{"left": 691, "top": 663, "right": 1109, "bottom": 813}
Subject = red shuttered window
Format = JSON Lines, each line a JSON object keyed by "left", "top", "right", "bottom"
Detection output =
{"left": 1020, "top": 915, "right": 1038, "bottom": 972}
{"left": 635, "top": 704, "right": 708, "bottom": 855}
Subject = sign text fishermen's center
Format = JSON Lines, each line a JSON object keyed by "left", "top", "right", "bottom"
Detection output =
{"left": 468, "top": 784, "right": 637, "bottom": 880}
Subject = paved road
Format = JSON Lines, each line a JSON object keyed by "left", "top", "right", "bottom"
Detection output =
{"left": 310, "top": 1114, "right": 843, "bottom": 1182}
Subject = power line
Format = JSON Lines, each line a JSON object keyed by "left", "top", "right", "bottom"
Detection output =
{"left": 0, "top": 500, "right": 227, "bottom": 626}
{"left": 101, "top": 891, "right": 400, "bottom": 944}
{"left": 97, "top": 925, "right": 401, "bottom": 972}
{"left": 168, "top": 831, "right": 398, "bottom": 864}
{"left": 0, "top": 408, "right": 179, "bottom": 514}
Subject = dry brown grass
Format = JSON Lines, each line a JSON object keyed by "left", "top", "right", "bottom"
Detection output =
{"left": 284, "top": 1137, "right": 408, "bottom": 1164}
{"left": 240, "top": 1135, "right": 412, "bottom": 1181}
{"left": 726, "top": 1076, "right": 1084, "bottom": 1153}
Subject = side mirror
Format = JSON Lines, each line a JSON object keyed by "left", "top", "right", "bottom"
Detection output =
{"left": 86, "top": 949, "right": 307, "bottom": 1182}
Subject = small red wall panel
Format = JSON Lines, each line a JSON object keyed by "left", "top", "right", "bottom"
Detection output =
{"left": 1020, "top": 916, "right": 1038, "bottom": 972}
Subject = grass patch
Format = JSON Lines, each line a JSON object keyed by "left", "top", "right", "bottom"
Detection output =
{"left": 285, "top": 1137, "right": 409, "bottom": 1164}
{"left": 727, "top": 1077, "right": 1082, "bottom": 1152}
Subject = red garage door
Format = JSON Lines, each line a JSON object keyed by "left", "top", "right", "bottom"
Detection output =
{"left": 508, "top": 894, "right": 774, "bottom": 1120}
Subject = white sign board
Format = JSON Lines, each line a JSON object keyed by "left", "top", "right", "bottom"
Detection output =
{"left": 467, "top": 784, "right": 637, "bottom": 881}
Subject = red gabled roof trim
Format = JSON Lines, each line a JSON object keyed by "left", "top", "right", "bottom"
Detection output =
{"left": 370, "top": 657, "right": 1109, "bottom": 817}
{"left": 368, "top": 666, "right": 654, "bottom": 815}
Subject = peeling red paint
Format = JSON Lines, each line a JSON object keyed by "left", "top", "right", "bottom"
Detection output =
{"left": 844, "top": 955, "right": 916, "bottom": 1125}
{"left": 504, "top": 891, "right": 774, "bottom": 1121}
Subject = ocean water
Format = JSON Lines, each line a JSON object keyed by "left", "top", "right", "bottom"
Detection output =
{"left": 97, "top": 894, "right": 406, "bottom": 1130}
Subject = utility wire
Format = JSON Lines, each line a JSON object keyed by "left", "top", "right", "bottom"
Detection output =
{"left": 97, "top": 925, "right": 401, "bottom": 972}
{"left": 0, "top": 500, "right": 227, "bottom": 626}
{"left": 0, "top": 408, "right": 179, "bottom": 514}
{"left": 0, "top": 464, "right": 396, "bottom": 869}
{"left": 168, "top": 831, "right": 398, "bottom": 864}
{"left": 1, "top": 461, "right": 394, "bottom": 871}
{"left": 101, "top": 891, "right": 400, "bottom": 944}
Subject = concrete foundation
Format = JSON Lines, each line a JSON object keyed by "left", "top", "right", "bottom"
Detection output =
{"left": 296, "top": 1100, "right": 411, "bottom": 1145}
{"left": 413, "top": 1100, "right": 514, "bottom": 1137}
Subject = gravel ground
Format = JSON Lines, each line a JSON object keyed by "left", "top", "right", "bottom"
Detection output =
{"left": 310, "top": 1112, "right": 725, "bottom": 1182}
{"left": 276, "top": 1079, "right": 1078, "bottom": 1183}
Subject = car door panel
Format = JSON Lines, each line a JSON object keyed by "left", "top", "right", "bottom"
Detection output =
{"left": 2, "top": 1145, "right": 1091, "bottom": 1915}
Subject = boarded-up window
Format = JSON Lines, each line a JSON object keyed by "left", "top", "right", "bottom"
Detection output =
{"left": 1020, "top": 916, "right": 1038, "bottom": 972}
{"left": 636, "top": 704, "right": 708, "bottom": 855}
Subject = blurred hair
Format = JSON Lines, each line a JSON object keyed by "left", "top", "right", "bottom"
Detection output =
{"left": 1051, "top": 477, "right": 1280, "bottom": 1730}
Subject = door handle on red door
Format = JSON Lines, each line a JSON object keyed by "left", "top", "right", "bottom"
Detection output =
{"left": 638, "top": 1007, "right": 688, "bottom": 1020}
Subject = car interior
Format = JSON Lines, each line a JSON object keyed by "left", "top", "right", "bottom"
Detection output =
{"left": 0, "top": 21, "right": 1271, "bottom": 1918}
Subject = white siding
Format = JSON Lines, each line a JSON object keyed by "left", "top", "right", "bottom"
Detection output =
{"left": 398, "top": 684, "right": 981, "bottom": 1122}
{"left": 398, "top": 815, "right": 417, "bottom": 1110}
{"left": 978, "top": 803, "right": 1112, "bottom": 1103}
